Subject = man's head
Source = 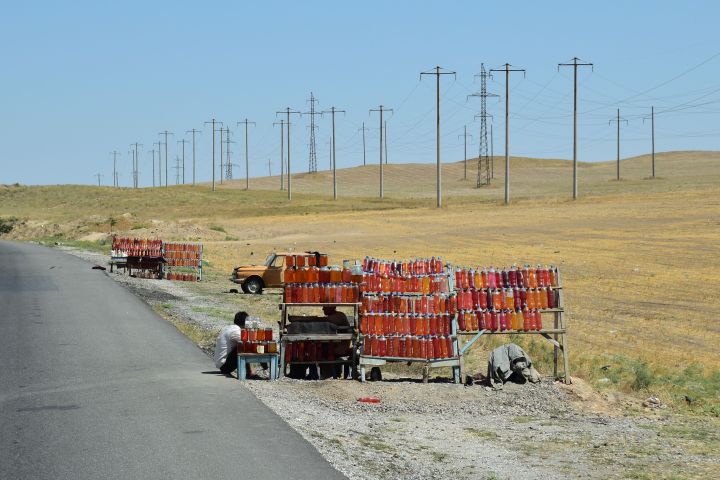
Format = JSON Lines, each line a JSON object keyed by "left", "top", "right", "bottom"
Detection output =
{"left": 322, "top": 305, "right": 337, "bottom": 316}
{"left": 234, "top": 311, "right": 248, "bottom": 328}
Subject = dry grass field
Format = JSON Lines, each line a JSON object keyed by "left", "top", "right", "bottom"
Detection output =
{"left": 2, "top": 150, "right": 719, "bottom": 413}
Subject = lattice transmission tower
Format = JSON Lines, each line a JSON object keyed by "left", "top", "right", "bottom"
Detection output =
{"left": 305, "top": 92, "right": 320, "bottom": 173}
{"left": 471, "top": 64, "right": 498, "bottom": 187}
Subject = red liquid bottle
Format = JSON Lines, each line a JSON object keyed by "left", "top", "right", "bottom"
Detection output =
{"left": 547, "top": 288, "right": 556, "bottom": 309}
{"left": 499, "top": 311, "right": 507, "bottom": 331}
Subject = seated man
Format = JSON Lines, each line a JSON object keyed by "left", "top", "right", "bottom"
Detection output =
{"left": 214, "top": 311, "right": 252, "bottom": 377}
{"left": 322, "top": 306, "right": 353, "bottom": 380}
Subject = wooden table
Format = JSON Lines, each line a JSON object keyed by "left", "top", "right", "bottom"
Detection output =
{"left": 236, "top": 353, "right": 280, "bottom": 381}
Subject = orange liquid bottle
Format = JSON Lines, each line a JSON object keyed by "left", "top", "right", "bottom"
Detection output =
{"left": 539, "top": 288, "right": 548, "bottom": 309}
{"left": 527, "top": 289, "right": 536, "bottom": 309}
{"left": 505, "top": 289, "right": 514, "bottom": 310}
{"left": 529, "top": 267, "right": 537, "bottom": 289}
{"left": 492, "top": 290, "right": 502, "bottom": 310}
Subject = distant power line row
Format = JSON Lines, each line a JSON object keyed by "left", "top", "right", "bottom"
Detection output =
{"left": 102, "top": 55, "right": 716, "bottom": 205}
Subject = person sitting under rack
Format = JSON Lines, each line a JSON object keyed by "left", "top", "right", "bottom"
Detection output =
{"left": 322, "top": 305, "right": 353, "bottom": 379}
{"left": 214, "top": 311, "right": 253, "bottom": 378}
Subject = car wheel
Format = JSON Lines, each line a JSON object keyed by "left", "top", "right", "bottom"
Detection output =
{"left": 240, "top": 284, "right": 249, "bottom": 294}
{"left": 244, "top": 277, "right": 263, "bottom": 294}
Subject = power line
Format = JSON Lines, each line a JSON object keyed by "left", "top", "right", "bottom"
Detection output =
{"left": 558, "top": 57, "right": 594, "bottom": 200}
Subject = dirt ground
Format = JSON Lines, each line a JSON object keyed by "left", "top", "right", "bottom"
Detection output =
{"left": 61, "top": 247, "right": 720, "bottom": 480}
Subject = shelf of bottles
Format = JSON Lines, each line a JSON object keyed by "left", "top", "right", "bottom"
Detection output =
{"left": 111, "top": 236, "right": 162, "bottom": 258}
{"left": 453, "top": 264, "right": 562, "bottom": 334}
{"left": 280, "top": 253, "right": 361, "bottom": 371}
{"left": 282, "top": 253, "right": 362, "bottom": 304}
{"left": 162, "top": 242, "right": 203, "bottom": 282}
{"left": 237, "top": 326, "right": 279, "bottom": 355}
{"left": 358, "top": 256, "right": 460, "bottom": 362}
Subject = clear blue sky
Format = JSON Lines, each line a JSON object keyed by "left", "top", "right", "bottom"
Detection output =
{"left": 1, "top": 1, "right": 718, "bottom": 186}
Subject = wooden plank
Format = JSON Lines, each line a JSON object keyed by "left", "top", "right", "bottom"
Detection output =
{"left": 281, "top": 334, "right": 354, "bottom": 341}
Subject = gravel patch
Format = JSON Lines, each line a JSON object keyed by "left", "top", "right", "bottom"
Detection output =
{"left": 59, "top": 245, "right": 720, "bottom": 480}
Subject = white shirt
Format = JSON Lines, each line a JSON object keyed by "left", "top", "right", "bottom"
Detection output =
{"left": 213, "top": 325, "right": 242, "bottom": 368}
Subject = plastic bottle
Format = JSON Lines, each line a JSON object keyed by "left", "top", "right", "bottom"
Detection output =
{"left": 505, "top": 288, "right": 514, "bottom": 310}
{"left": 488, "top": 267, "right": 497, "bottom": 289}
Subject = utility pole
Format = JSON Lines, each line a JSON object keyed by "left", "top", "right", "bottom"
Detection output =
{"left": 490, "top": 63, "right": 525, "bottom": 205}
{"left": 558, "top": 57, "right": 594, "bottom": 199}
{"left": 468, "top": 63, "right": 498, "bottom": 187}
{"left": 237, "top": 119, "right": 256, "bottom": 190}
{"left": 267, "top": 158, "right": 272, "bottom": 176}
{"left": 93, "top": 173, "right": 103, "bottom": 186}
{"left": 177, "top": 139, "right": 189, "bottom": 185}
{"left": 149, "top": 149, "right": 156, "bottom": 187}
{"left": 359, "top": 122, "right": 368, "bottom": 166}
{"left": 203, "top": 119, "right": 222, "bottom": 191}
{"left": 304, "top": 93, "right": 321, "bottom": 174}
{"left": 158, "top": 131, "right": 173, "bottom": 188}
{"left": 273, "top": 120, "right": 286, "bottom": 190}
{"left": 153, "top": 141, "right": 163, "bottom": 187}
{"left": 110, "top": 151, "right": 120, "bottom": 187}
{"left": 276, "top": 108, "right": 301, "bottom": 200}
{"left": 369, "top": 105, "right": 393, "bottom": 198}
{"left": 643, "top": 106, "right": 656, "bottom": 178}
{"left": 609, "top": 109, "right": 628, "bottom": 180}
{"left": 130, "top": 142, "right": 142, "bottom": 188}
{"left": 322, "top": 106, "right": 345, "bottom": 200}
{"left": 186, "top": 128, "right": 201, "bottom": 186}
{"left": 458, "top": 125, "right": 473, "bottom": 181}
{"left": 421, "top": 66, "right": 456, "bottom": 208}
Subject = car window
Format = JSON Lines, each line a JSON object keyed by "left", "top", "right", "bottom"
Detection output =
{"left": 264, "top": 254, "right": 275, "bottom": 266}
{"left": 273, "top": 255, "right": 285, "bottom": 268}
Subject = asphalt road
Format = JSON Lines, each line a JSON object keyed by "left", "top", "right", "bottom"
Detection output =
{"left": 0, "top": 241, "right": 345, "bottom": 480}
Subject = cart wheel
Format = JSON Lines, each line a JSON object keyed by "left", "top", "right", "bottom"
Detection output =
{"left": 370, "top": 367, "right": 382, "bottom": 382}
{"left": 243, "top": 277, "right": 263, "bottom": 294}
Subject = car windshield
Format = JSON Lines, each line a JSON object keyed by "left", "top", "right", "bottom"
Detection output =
{"left": 264, "top": 254, "right": 275, "bottom": 266}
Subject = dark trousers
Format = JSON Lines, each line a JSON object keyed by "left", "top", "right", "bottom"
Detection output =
{"left": 220, "top": 353, "right": 254, "bottom": 377}
{"left": 220, "top": 352, "right": 238, "bottom": 375}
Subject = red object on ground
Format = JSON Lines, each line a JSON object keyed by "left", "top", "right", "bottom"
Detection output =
{"left": 357, "top": 397, "right": 381, "bottom": 404}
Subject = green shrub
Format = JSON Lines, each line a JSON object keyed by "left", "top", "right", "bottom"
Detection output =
{"left": 0, "top": 217, "right": 18, "bottom": 235}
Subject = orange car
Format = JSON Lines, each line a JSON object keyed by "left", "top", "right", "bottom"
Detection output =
{"left": 231, "top": 251, "right": 324, "bottom": 294}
